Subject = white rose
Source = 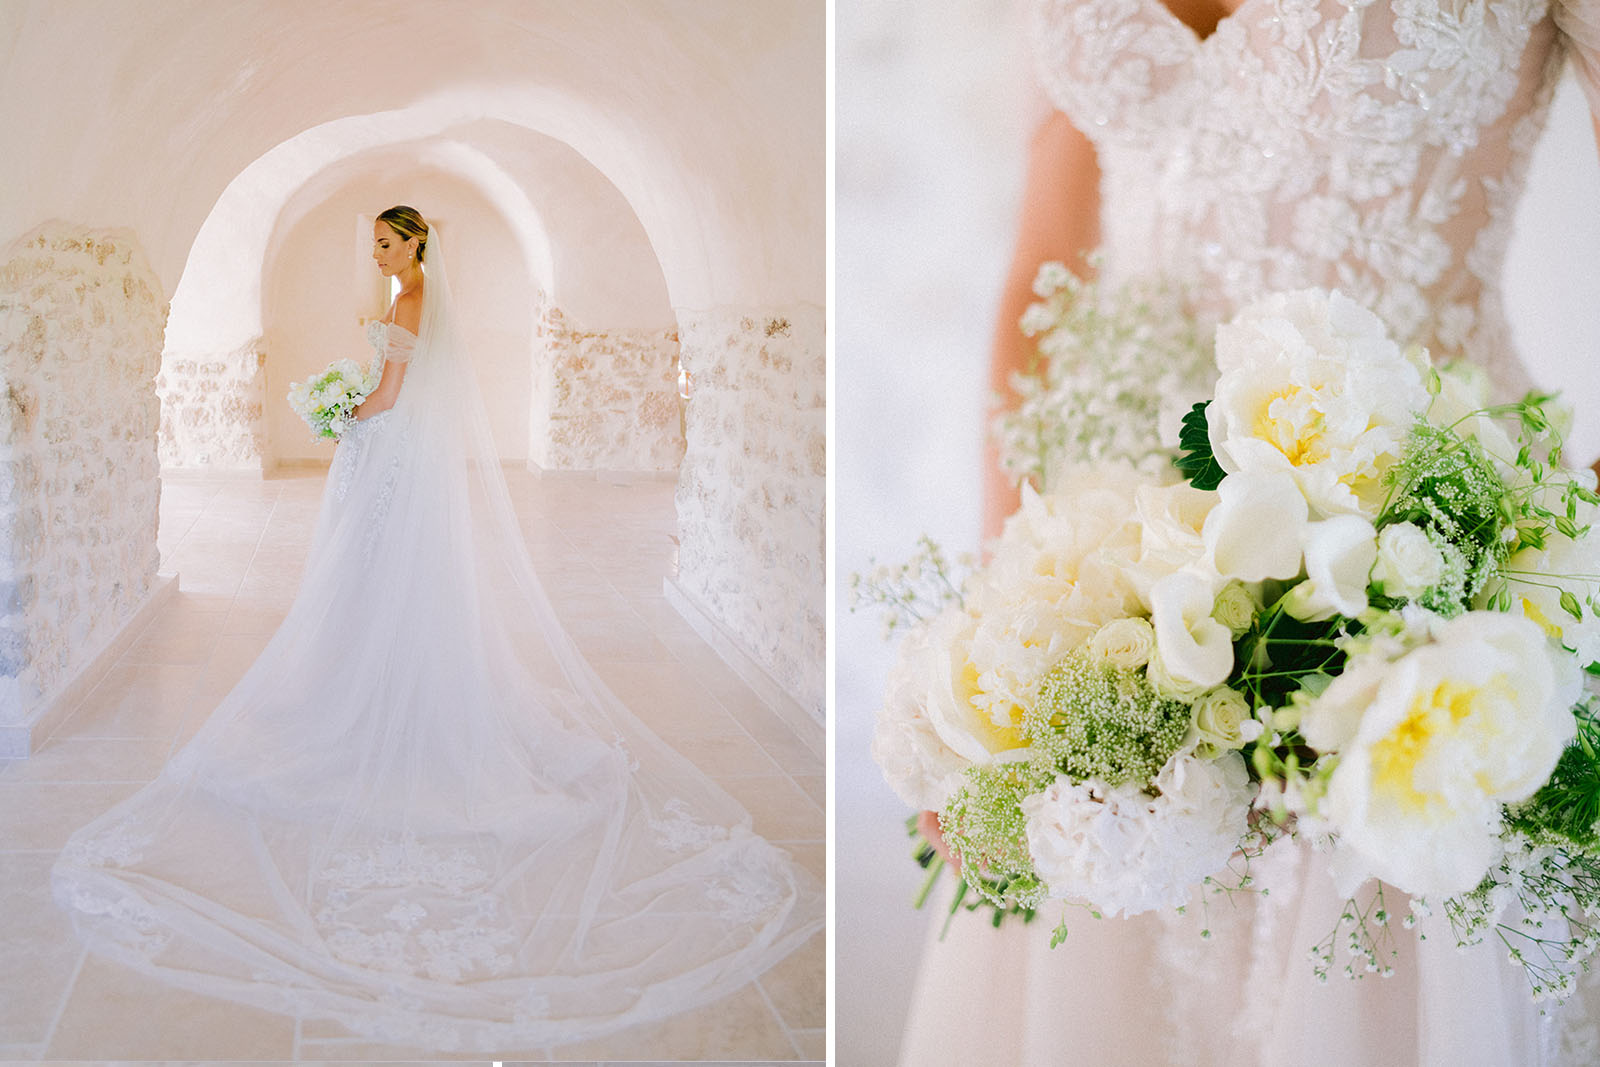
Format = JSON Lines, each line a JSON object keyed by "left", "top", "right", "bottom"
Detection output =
{"left": 1192, "top": 686, "right": 1256, "bottom": 751}
{"left": 1210, "top": 580, "right": 1261, "bottom": 635}
{"left": 1371, "top": 521, "right": 1444, "bottom": 600}
{"left": 1282, "top": 515, "right": 1378, "bottom": 622}
{"left": 1148, "top": 568, "right": 1234, "bottom": 693}
{"left": 1308, "top": 611, "right": 1578, "bottom": 897}
{"left": 1207, "top": 290, "right": 1428, "bottom": 519}
{"left": 1202, "top": 471, "right": 1308, "bottom": 583}
{"left": 1088, "top": 617, "right": 1156, "bottom": 670}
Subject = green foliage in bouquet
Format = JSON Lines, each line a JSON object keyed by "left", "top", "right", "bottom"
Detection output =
{"left": 906, "top": 816, "right": 1041, "bottom": 938}
{"left": 1023, "top": 649, "right": 1192, "bottom": 786}
{"left": 1377, "top": 421, "right": 1508, "bottom": 610}
{"left": 1174, "top": 401, "right": 1227, "bottom": 490}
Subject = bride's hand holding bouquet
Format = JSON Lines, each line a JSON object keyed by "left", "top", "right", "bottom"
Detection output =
{"left": 288, "top": 358, "right": 380, "bottom": 440}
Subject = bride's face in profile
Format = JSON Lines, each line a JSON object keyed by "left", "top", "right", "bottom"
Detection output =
{"left": 371, "top": 220, "right": 417, "bottom": 277}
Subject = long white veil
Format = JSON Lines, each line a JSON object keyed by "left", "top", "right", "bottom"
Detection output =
{"left": 51, "top": 219, "right": 822, "bottom": 1051}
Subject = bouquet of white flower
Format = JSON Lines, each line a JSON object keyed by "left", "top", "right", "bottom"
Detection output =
{"left": 862, "top": 282, "right": 1600, "bottom": 997}
{"left": 287, "top": 359, "right": 379, "bottom": 440}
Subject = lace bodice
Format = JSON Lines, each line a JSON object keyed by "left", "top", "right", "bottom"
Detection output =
{"left": 1031, "top": 0, "right": 1600, "bottom": 398}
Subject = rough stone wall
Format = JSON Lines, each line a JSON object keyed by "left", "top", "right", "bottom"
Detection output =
{"left": 675, "top": 303, "right": 824, "bottom": 718}
{"left": 0, "top": 223, "right": 165, "bottom": 724}
{"left": 530, "top": 305, "right": 685, "bottom": 471}
{"left": 156, "top": 339, "right": 268, "bottom": 469}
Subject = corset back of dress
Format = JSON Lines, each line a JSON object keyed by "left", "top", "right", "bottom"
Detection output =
{"left": 1032, "top": 0, "right": 1569, "bottom": 397}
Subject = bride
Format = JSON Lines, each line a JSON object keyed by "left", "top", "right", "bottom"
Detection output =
{"left": 896, "top": 0, "right": 1600, "bottom": 1063}
{"left": 50, "top": 206, "right": 821, "bottom": 1053}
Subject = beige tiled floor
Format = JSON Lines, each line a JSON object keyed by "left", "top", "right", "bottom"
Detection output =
{"left": 0, "top": 468, "right": 824, "bottom": 1063}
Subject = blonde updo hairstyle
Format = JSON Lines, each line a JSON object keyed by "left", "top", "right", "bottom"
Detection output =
{"left": 377, "top": 205, "right": 428, "bottom": 262}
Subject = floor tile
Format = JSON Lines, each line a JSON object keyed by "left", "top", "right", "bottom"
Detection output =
{"left": 46, "top": 954, "right": 296, "bottom": 1059}
{"left": 0, "top": 852, "right": 82, "bottom": 1044}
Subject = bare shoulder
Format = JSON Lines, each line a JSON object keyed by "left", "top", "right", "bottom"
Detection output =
{"left": 392, "top": 284, "right": 424, "bottom": 334}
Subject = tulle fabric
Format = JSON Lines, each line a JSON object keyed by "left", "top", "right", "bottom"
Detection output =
{"left": 898, "top": 841, "right": 1572, "bottom": 1066}
{"left": 50, "top": 223, "right": 821, "bottom": 1051}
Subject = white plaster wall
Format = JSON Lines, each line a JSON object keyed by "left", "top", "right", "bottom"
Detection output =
{"left": 676, "top": 304, "right": 825, "bottom": 717}
{"left": 835, "top": 2, "right": 1600, "bottom": 1063}
{"left": 0, "top": 1, "right": 823, "bottom": 312}
{"left": 0, "top": 223, "right": 164, "bottom": 725}
{"left": 264, "top": 167, "right": 533, "bottom": 465}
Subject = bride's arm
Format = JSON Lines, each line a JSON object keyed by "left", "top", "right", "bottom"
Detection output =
{"left": 354, "top": 289, "right": 422, "bottom": 420}
{"left": 981, "top": 110, "right": 1103, "bottom": 542}
{"left": 354, "top": 359, "right": 407, "bottom": 420}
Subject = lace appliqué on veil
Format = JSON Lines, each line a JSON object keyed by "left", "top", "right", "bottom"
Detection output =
{"left": 649, "top": 798, "right": 791, "bottom": 925}
{"left": 312, "top": 835, "right": 517, "bottom": 982}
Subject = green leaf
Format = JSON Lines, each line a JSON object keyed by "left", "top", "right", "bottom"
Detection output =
{"left": 1562, "top": 590, "right": 1583, "bottom": 621}
{"left": 1050, "top": 919, "right": 1070, "bottom": 948}
{"left": 1174, "top": 402, "right": 1227, "bottom": 490}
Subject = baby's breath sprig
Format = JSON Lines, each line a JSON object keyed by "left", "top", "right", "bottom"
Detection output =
{"left": 1444, "top": 839, "right": 1600, "bottom": 1000}
{"left": 1309, "top": 885, "right": 1400, "bottom": 984}
{"left": 996, "top": 264, "right": 1213, "bottom": 493}
{"left": 849, "top": 535, "right": 972, "bottom": 637}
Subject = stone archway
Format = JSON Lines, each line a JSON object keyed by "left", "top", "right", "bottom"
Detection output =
{"left": 0, "top": 0, "right": 824, "bottom": 749}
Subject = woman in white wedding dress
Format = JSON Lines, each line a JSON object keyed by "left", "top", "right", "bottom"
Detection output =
{"left": 899, "top": 0, "right": 1600, "bottom": 1064}
{"left": 50, "top": 206, "right": 821, "bottom": 1053}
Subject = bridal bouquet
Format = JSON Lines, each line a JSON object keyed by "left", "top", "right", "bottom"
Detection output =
{"left": 288, "top": 359, "right": 379, "bottom": 439}
{"left": 861, "top": 283, "right": 1600, "bottom": 996}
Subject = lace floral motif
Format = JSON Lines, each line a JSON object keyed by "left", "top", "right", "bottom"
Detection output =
{"left": 317, "top": 834, "right": 491, "bottom": 893}
{"left": 1030, "top": 0, "right": 1560, "bottom": 397}
{"left": 650, "top": 797, "right": 732, "bottom": 852}
{"left": 311, "top": 835, "right": 517, "bottom": 982}
{"left": 705, "top": 840, "right": 792, "bottom": 925}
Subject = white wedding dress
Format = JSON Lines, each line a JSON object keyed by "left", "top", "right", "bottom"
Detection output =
{"left": 898, "top": 0, "right": 1600, "bottom": 1062}
{"left": 50, "top": 227, "right": 821, "bottom": 1052}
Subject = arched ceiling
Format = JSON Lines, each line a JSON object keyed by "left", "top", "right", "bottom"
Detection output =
{"left": 0, "top": 0, "right": 823, "bottom": 309}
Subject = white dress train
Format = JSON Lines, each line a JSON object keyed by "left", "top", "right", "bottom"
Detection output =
{"left": 51, "top": 226, "right": 822, "bottom": 1053}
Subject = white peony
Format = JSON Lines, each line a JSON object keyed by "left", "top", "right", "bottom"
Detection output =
{"left": 1022, "top": 751, "right": 1255, "bottom": 916}
{"left": 921, "top": 609, "right": 1029, "bottom": 766}
{"left": 1148, "top": 568, "right": 1234, "bottom": 693}
{"left": 1121, "top": 481, "right": 1217, "bottom": 601}
{"left": 1281, "top": 515, "right": 1378, "bottom": 622}
{"left": 1303, "top": 611, "right": 1579, "bottom": 897}
{"left": 1370, "top": 521, "right": 1444, "bottom": 600}
{"left": 871, "top": 613, "right": 973, "bottom": 810}
{"left": 1207, "top": 290, "right": 1428, "bottom": 519}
